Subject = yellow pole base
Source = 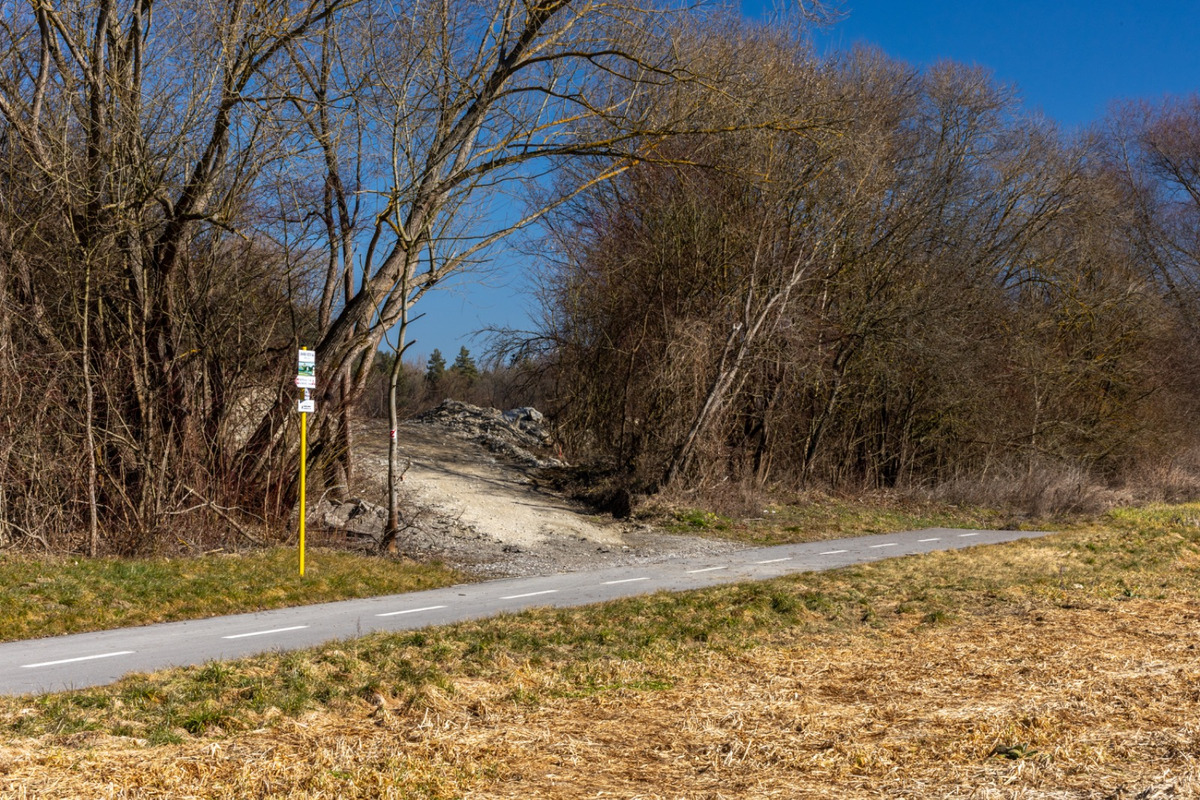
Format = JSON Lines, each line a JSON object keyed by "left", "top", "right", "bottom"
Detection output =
{"left": 299, "top": 411, "right": 307, "bottom": 576}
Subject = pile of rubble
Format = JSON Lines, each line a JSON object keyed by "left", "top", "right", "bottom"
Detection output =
{"left": 314, "top": 399, "right": 743, "bottom": 575}
{"left": 411, "top": 400, "right": 562, "bottom": 468}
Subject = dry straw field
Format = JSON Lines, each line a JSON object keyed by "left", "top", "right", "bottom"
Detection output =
{"left": 2, "top": 505, "right": 1200, "bottom": 798}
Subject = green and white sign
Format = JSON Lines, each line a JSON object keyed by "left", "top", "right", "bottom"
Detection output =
{"left": 296, "top": 348, "right": 316, "bottom": 389}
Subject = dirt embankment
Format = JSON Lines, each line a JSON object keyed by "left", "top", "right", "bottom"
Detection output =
{"left": 323, "top": 401, "right": 740, "bottom": 577}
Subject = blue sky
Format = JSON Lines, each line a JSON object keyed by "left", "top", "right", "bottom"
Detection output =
{"left": 797, "top": 0, "right": 1200, "bottom": 127}
{"left": 403, "top": 0, "right": 1200, "bottom": 365}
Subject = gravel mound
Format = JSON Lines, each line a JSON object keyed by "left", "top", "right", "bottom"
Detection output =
{"left": 412, "top": 400, "right": 563, "bottom": 468}
{"left": 317, "top": 401, "right": 744, "bottom": 577}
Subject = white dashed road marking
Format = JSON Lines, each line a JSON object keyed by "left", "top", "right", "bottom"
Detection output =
{"left": 500, "top": 590, "right": 558, "bottom": 600}
{"left": 22, "top": 651, "right": 134, "bottom": 669}
{"left": 376, "top": 605, "right": 447, "bottom": 618}
{"left": 222, "top": 625, "right": 308, "bottom": 640}
{"left": 0, "top": 528, "right": 1055, "bottom": 696}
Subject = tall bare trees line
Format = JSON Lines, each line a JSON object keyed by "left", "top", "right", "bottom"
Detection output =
{"left": 0, "top": 0, "right": 752, "bottom": 551}
{"left": 1, "top": 1, "right": 1195, "bottom": 550}
{"left": 531, "top": 26, "right": 1200, "bottom": 499}
{"left": 0, "top": 0, "right": 340, "bottom": 549}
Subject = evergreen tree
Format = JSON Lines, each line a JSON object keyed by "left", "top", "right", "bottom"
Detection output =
{"left": 425, "top": 349, "right": 446, "bottom": 387}
{"left": 451, "top": 346, "right": 479, "bottom": 382}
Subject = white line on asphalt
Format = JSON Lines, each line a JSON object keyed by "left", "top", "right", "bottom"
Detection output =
{"left": 958, "top": 533, "right": 980, "bottom": 538}
{"left": 376, "top": 605, "right": 448, "bottom": 618}
{"left": 686, "top": 566, "right": 725, "bottom": 574}
{"left": 918, "top": 538, "right": 941, "bottom": 542}
{"left": 755, "top": 557, "right": 793, "bottom": 564}
{"left": 602, "top": 577, "right": 650, "bottom": 585}
{"left": 869, "top": 543, "right": 899, "bottom": 549}
{"left": 820, "top": 549, "right": 848, "bottom": 555}
{"left": 222, "top": 625, "right": 308, "bottom": 640}
{"left": 501, "top": 590, "right": 558, "bottom": 600}
{"left": 21, "top": 651, "right": 134, "bottom": 669}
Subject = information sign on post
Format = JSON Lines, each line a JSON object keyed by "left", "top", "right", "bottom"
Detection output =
{"left": 296, "top": 348, "right": 316, "bottom": 390}
{"left": 295, "top": 348, "right": 316, "bottom": 576}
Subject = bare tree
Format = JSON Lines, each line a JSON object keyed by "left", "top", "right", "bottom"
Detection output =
{"left": 0, "top": 0, "right": 357, "bottom": 545}
{"left": 1108, "top": 96, "right": 1200, "bottom": 331}
{"left": 0, "top": 0, "right": 781, "bottom": 548}
{"left": 527, "top": 36, "right": 1178, "bottom": 501}
{"left": 234, "top": 0, "right": 795, "bottom": 514}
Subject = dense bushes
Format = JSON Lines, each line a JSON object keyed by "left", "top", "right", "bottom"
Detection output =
{"left": 0, "top": 0, "right": 692, "bottom": 551}
{"left": 529, "top": 37, "right": 1200, "bottom": 505}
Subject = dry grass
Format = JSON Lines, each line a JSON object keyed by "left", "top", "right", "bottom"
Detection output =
{"left": 4, "top": 504, "right": 1200, "bottom": 798}
{"left": 650, "top": 490, "right": 1013, "bottom": 546}
{"left": 2, "top": 599, "right": 1197, "bottom": 798}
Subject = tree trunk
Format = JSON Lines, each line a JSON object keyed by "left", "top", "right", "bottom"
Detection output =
{"left": 380, "top": 313, "right": 414, "bottom": 553}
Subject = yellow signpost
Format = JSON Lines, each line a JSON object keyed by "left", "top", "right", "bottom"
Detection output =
{"left": 299, "top": 409, "right": 307, "bottom": 576}
{"left": 296, "top": 348, "right": 316, "bottom": 576}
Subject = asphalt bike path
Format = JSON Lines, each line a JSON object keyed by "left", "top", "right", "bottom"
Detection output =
{"left": 0, "top": 527, "right": 1052, "bottom": 695}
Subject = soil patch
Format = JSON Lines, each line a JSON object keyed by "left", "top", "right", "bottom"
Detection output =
{"left": 326, "top": 401, "right": 740, "bottom": 577}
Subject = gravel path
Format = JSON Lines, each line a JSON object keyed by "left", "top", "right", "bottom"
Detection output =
{"left": 336, "top": 406, "right": 743, "bottom": 577}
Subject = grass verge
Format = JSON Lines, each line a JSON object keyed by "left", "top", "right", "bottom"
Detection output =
{"left": 0, "top": 547, "right": 466, "bottom": 642}
{"left": 0, "top": 495, "right": 999, "bottom": 644}
{"left": 657, "top": 491, "right": 1013, "bottom": 544}
{"left": 2, "top": 502, "right": 1199, "bottom": 796}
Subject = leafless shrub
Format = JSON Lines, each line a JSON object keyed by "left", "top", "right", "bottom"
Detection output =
{"left": 524, "top": 27, "right": 1200, "bottom": 515}
{"left": 1, "top": 0, "right": 749, "bottom": 552}
{"left": 924, "top": 460, "right": 1113, "bottom": 518}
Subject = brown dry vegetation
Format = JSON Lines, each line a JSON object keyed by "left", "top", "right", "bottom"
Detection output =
{"left": 2, "top": 601, "right": 1196, "bottom": 798}
{"left": 3, "top": 508, "right": 1200, "bottom": 798}
{"left": 530, "top": 38, "right": 1200, "bottom": 507}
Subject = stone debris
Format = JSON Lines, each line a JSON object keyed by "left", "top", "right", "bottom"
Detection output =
{"left": 317, "top": 400, "right": 562, "bottom": 546}
{"left": 412, "top": 400, "right": 562, "bottom": 468}
{"left": 318, "top": 497, "right": 386, "bottom": 538}
{"left": 319, "top": 402, "right": 745, "bottom": 576}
